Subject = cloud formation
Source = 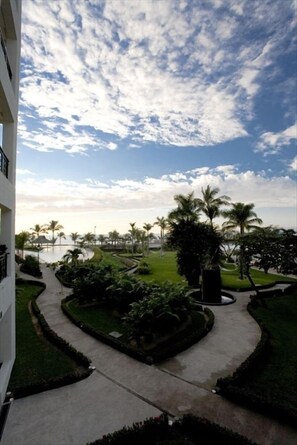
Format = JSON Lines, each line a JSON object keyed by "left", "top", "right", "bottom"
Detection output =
{"left": 256, "top": 123, "right": 297, "bottom": 155}
{"left": 19, "top": 0, "right": 296, "bottom": 153}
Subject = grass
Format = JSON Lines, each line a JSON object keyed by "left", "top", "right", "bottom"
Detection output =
{"left": 242, "top": 292, "right": 297, "bottom": 413}
{"left": 137, "top": 251, "right": 296, "bottom": 289}
{"left": 89, "top": 247, "right": 130, "bottom": 270}
{"left": 8, "top": 283, "right": 79, "bottom": 393}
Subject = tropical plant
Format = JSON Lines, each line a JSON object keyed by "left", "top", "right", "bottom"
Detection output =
{"left": 168, "top": 192, "right": 200, "bottom": 224}
{"left": 70, "top": 232, "right": 79, "bottom": 245}
{"left": 82, "top": 232, "right": 96, "bottom": 246}
{"left": 108, "top": 230, "right": 121, "bottom": 248}
{"left": 62, "top": 248, "right": 83, "bottom": 266}
{"left": 98, "top": 234, "right": 106, "bottom": 246}
{"left": 222, "top": 202, "right": 263, "bottom": 279}
{"left": 197, "top": 185, "right": 230, "bottom": 227}
{"left": 57, "top": 231, "right": 66, "bottom": 245}
{"left": 15, "top": 231, "right": 30, "bottom": 258}
{"left": 20, "top": 255, "right": 42, "bottom": 278}
{"left": 154, "top": 216, "right": 167, "bottom": 256}
{"left": 30, "top": 224, "right": 47, "bottom": 240}
{"left": 47, "top": 220, "right": 64, "bottom": 245}
{"left": 129, "top": 222, "right": 138, "bottom": 254}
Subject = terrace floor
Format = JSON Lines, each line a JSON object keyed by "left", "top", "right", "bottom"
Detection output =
{"left": 2, "top": 265, "right": 296, "bottom": 445}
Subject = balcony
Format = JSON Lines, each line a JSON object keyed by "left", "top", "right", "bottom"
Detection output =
{"left": 0, "top": 253, "right": 8, "bottom": 283}
{"left": 0, "top": 146, "right": 9, "bottom": 178}
{"left": 0, "top": 29, "right": 12, "bottom": 80}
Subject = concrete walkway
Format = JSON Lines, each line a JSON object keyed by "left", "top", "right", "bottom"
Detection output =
{"left": 2, "top": 266, "right": 297, "bottom": 445}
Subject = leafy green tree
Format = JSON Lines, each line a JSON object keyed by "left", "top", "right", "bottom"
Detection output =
{"left": 197, "top": 185, "right": 230, "bottom": 227}
{"left": 278, "top": 229, "right": 297, "bottom": 275}
{"left": 83, "top": 232, "right": 95, "bottom": 246}
{"left": 47, "top": 220, "right": 64, "bottom": 245}
{"left": 108, "top": 230, "right": 120, "bottom": 248}
{"left": 98, "top": 234, "right": 106, "bottom": 246}
{"left": 222, "top": 202, "right": 262, "bottom": 279}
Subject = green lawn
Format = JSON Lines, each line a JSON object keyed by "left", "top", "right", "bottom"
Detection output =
{"left": 9, "top": 283, "right": 79, "bottom": 393}
{"left": 235, "top": 292, "right": 297, "bottom": 415}
{"left": 138, "top": 251, "right": 296, "bottom": 289}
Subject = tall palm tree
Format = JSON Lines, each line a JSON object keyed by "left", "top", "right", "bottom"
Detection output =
{"left": 30, "top": 224, "right": 47, "bottom": 240}
{"left": 108, "top": 230, "right": 120, "bottom": 248}
{"left": 154, "top": 216, "right": 168, "bottom": 256}
{"left": 98, "top": 234, "right": 106, "bottom": 246}
{"left": 128, "top": 222, "right": 137, "bottom": 254}
{"left": 57, "top": 231, "right": 66, "bottom": 245}
{"left": 222, "top": 202, "right": 263, "bottom": 279}
{"left": 48, "top": 220, "right": 64, "bottom": 245}
{"left": 197, "top": 185, "right": 230, "bottom": 227}
{"left": 143, "top": 223, "right": 153, "bottom": 255}
{"left": 70, "top": 232, "right": 79, "bottom": 245}
{"left": 222, "top": 203, "right": 263, "bottom": 234}
{"left": 168, "top": 192, "right": 200, "bottom": 223}
{"left": 62, "top": 248, "right": 83, "bottom": 266}
{"left": 83, "top": 232, "right": 95, "bottom": 246}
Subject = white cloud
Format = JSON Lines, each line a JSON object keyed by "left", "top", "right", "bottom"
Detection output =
{"left": 16, "top": 166, "right": 297, "bottom": 233}
{"left": 289, "top": 156, "right": 297, "bottom": 171}
{"left": 19, "top": 0, "right": 294, "bottom": 153}
{"left": 256, "top": 123, "right": 297, "bottom": 154}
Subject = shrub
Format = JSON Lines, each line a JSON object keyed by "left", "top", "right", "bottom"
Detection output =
{"left": 20, "top": 255, "right": 42, "bottom": 278}
{"left": 137, "top": 260, "right": 151, "bottom": 275}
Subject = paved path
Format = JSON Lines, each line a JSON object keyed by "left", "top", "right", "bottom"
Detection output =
{"left": 2, "top": 266, "right": 297, "bottom": 445}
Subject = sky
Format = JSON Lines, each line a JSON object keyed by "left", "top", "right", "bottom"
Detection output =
{"left": 15, "top": 0, "right": 297, "bottom": 236}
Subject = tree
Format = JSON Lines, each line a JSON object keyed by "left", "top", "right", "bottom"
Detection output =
{"left": 278, "top": 229, "right": 297, "bottom": 274}
{"left": 98, "top": 234, "right": 106, "bottom": 246}
{"left": 108, "top": 230, "right": 120, "bottom": 248}
{"left": 83, "top": 232, "right": 95, "bottom": 246}
{"left": 57, "top": 231, "right": 66, "bottom": 245}
{"left": 70, "top": 232, "right": 79, "bottom": 245}
{"left": 168, "top": 219, "right": 222, "bottom": 286}
{"left": 168, "top": 192, "right": 200, "bottom": 224}
{"left": 48, "top": 220, "right": 64, "bottom": 245}
{"left": 62, "top": 248, "right": 83, "bottom": 266}
{"left": 197, "top": 185, "right": 230, "bottom": 227}
{"left": 15, "top": 231, "right": 30, "bottom": 259}
{"left": 143, "top": 223, "right": 153, "bottom": 255}
{"left": 155, "top": 216, "right": 168, "bottom": 256}
{"left": 222, "top": 203, "right": 263, "bottom": 279}
{"left": 30, "top": 224, "right": 47, "bottom": 240}
{"left": 129, "top": 222, "right": 138, "bottom": 254}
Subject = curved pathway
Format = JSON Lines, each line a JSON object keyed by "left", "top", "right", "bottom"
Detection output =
{"left": 2, "top": 266, "right": 296, "bottom": 445}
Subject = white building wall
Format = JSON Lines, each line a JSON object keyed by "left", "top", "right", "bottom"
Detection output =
{"left": 0, "top": 0, "right": 21, "bottom": 408}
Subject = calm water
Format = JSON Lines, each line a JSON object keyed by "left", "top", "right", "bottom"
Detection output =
{"left": 22, "top": 244, "right": 93, "bottom": 263}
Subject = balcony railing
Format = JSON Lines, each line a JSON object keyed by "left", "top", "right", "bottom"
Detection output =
{"left": 0, "top": 253, "right": 8, "bottom": 283}
{"left": 0, "top": 146, "right": 9, "bottom": 178}
{"left": 0, "top": 28, "right": 12, "bottom": 80}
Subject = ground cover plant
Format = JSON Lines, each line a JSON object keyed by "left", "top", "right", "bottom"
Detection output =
{"left": 217, "top": 291, "right": 297, "bottom": 424}
{"left": 9, "top": 282, "right": 89, "bottom": 398}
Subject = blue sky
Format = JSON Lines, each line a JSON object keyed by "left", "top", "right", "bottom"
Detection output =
{"left": 16, "top": 0, "right": 296, "bottom": 235}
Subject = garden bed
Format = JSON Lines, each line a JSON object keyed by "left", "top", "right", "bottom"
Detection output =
{"left": 62, "top": 296, "right": 214, "bottom": 364}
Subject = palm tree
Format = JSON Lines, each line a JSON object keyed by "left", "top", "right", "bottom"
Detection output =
{"left": 57, "top": 231, "right": 66, "bottom": 245}
{"left": 168, "top": 192, "right": 200, "bottom": 223}
{"left": 222, "top": 203, "right": 263, "bottom": 235}
{"left": 197, "top": 185, "right": 230, "bottom": 227}
{"left": 222, "top": 202, "right": 263, "bottom": 279}
{"left": 108, "top": 230, "right": 120, "bottom": 248}
{"left": 83, "top": 232, "right": 95, "bottom": 246}
{"left": 154, "top": 216, "right": 168, "bottom": 256}
{"left": 30, "top": 224, "right": 47, "bottom": 240}
{"left": 143, "top": 223, "right": 153, "bottom": 255}
{"left": 15, "top": 231, "right": 30, "bottom": 259}
{"left": 48, "top": 220, "right": 64, "bottom": 245}
{"left": 98, "top": 234, "right": 106, "bottom": 246}
{"left": 62, "top": 248, "right": 83, "bottom": 266}
{"left": 70, "top": 232, "right": 79, "bottom": 245}
{"left": 129, "top": 222, "right": 138, "bottom": 254}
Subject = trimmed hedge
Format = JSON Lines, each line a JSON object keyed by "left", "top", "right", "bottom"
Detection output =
{"left": 87, "top": 413, "right": 257, "bottom": 445}
{"left": 61, "top": 295, "right": 214, "bottom": 364}
{"left": 13, "top": 278, "right": 92, "bottom": 399}
{"left": 216, "top": 298, "right": 297, "bottom": 426}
